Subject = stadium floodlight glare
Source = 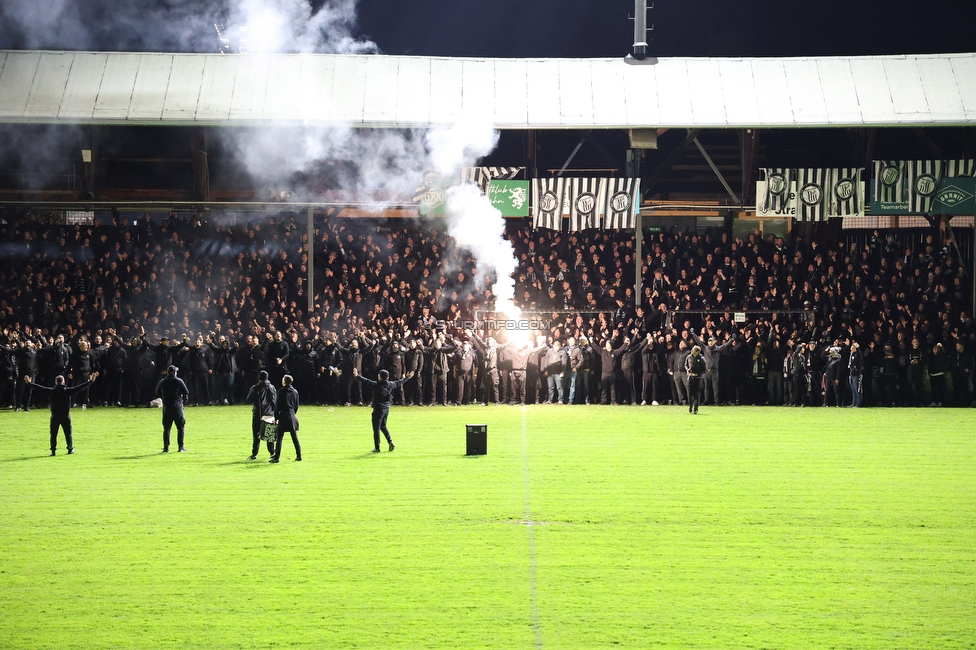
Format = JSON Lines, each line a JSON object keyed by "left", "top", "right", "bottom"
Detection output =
{"left": 626, "top": 0, "right": 658, "bottom": 65}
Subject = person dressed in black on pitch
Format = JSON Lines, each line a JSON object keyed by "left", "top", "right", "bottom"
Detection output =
{"left": 156, "top": 365, "right": 189, "bottom": 452}
{"left": 246, "top": 370, "right": 276, "bottom": 460}
{"left": 685, "top": 345, "right": 706, "bottom": 415}
{"left": 26, "top": 372, "right": 98, "bottom": 456}
{"left": 270, "top": 374, "right": 301, "bottom": 463}
{"left": 353, "top": 367, "right": 413, "bottom": 453}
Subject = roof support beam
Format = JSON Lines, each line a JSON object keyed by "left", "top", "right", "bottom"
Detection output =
{"left": 643, "top": 128, "right": 701, "bottom": 199}
{"left": 739, "top": 129, "right": 760, "bottom": 207}
{"left": 690, "top": 131, "right": 738, "bottom": 204}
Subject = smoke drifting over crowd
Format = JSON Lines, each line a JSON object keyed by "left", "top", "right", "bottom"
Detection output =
{"left": 0, "top": 0, "right": 520, "bottom": 319}
{"left": 223, "top": 117, "right": 518, "bottom": 317}
{"left": 0, "top": 0, "right": 375, "bottom": 54}
{"left": 445, "top": 184, "right": 520, "bottom": 319}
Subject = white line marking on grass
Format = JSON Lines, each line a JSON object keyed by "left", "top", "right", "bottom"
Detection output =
{"left": 521, "top": 406, "right": 543, "bottom": 648}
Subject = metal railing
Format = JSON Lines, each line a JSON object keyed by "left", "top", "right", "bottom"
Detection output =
{"left": 0, "top": 172, "right": 79, "bottom": 192}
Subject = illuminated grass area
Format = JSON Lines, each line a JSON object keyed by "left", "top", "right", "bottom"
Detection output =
{"left": 1, "top": 404, "right": 974, "bottom": 649}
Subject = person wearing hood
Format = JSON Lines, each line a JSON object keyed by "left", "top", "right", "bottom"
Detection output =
{"left": 155, "top": 365, "right": 189, "bottom": 453}
{"left": 270, "top": 374, "right": 301, "bottom": 463}
{"left": 684, "top": 345, "right": 706, "bottom": 414}
{"left": 246, "top": 369, "right": 276, "bottom": 460}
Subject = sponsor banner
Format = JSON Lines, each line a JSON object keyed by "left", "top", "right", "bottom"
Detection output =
{"left": 486, "top": 180, "right": 529, "bottom": 217}
{"left": 872, "top": 159, "right": 975, "bottom": 214}
{"left": 413, "top": 171, "right": 455, "bottom": 216}
{"left": 933, "top": 177, "right": 976, "bottom": 214}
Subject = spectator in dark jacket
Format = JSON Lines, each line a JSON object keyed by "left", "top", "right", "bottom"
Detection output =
{"left": 26, "top": 371, "right": 97, "bottom": 455}
{"left": 271, "top": 374, "right": 301, "bottom": 463}
{"left": 156, "top": 365, "right": 189, "bottom": 453}
{"left": 353, "top": 367, "right": 412, "bottom": 453}
{"left": 246, "top": 370, "right": 276, "bottom": 460}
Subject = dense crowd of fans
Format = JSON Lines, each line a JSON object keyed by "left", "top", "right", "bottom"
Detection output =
{"left": 0, "top": 209, "right": 973, "bottom": 410}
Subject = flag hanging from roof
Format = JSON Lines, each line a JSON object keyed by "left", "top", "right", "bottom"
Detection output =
{"left": 567, "top": 178, "right": 607, "bottom": 231}
{"left": 603, "top": 178, "right": 641, "bottom": 230}
{"left": 531, "top": 178, "right": 565, "bottom": 230}
{"left": 460, "top": 167, "right": 524, "bottom": 193}
{"left": 758, "top": 168, "right": 794, "bottom": 216}
{"left": 828, "top": 168, "right": 864, "bottom": 217}
{"left": 873, "top": 160, "right": 909, "bottom": 212}
{"left": 907, "top": 160, "right": 976, "bottom": 214}
{"left": 794, "top": 168, "right": 829, "bottom": 221}
{"left": 486, "top": 180, "right": 529, "bottom": 217}
{"left": 907, "top": 160, "right": 944, "bottom": 214}
{"left": 872, "top": 159, "right": 975, "bottom": 214}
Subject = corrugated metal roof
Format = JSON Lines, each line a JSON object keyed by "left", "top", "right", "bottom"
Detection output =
{"left": 0, "top": 50, "right": 974, "bottom": 128}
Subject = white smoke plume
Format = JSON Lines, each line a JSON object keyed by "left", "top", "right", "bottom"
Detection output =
{"left": 0, "top": 0, "right": 375, "bottom": 54}
{"left": 227, "top": 119, "right": 522, "bottom": 318}
{"left": 0, "top": 0, "right": 522, "bottom": 317}
{"left": 445, "top": 184, "right": 520, "bottom": 320}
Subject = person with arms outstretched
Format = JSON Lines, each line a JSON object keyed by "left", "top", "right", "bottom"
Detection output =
{"left": 26, "top": 372, "right": 98, "bottom": 456}
{"left": 353, "top": 367, "right": 413, "bottom": 453}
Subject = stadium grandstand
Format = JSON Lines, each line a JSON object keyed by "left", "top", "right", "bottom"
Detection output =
{"left": 2, "top": 50, "right": 975, "bottom": 409}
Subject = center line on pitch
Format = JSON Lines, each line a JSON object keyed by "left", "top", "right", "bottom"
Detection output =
{"left": 521, "top": 406, "right": 543, "bottom": 648}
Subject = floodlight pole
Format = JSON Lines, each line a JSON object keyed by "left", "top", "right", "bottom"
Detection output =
{"left": 626, "top": 1, "right": 656, "bottom": 65}
{"left": 632, "top": 0, "right": 650, "bottom": 60}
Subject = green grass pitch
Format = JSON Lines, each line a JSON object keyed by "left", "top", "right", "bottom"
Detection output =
{"left": 1, "top": 404, "right": 975, "bottom": 649}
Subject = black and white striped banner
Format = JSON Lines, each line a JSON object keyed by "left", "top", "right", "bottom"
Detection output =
{"left": 794, "top": 168, "right": 830, "bottom": 221}
{"left": 759, "top": 168, "right": 794, "bottom": 216}
{"left": 567, "top": 178, "right": 607, "bottom": 231}
{"left": 874, "top": 160, "right": 908, "bottom": 208}
{"left": 872, "top": 159, "right": 974, "bottom": 214}
{"left": 602, "top": 178, "right": 641, "bottom": 230}
{"left": 907, "top": 160, "right": 976, "bottom": 214}
{"left": 907, "top": 160, "right": 943, "bottom": 214}
{"left": 828, "top": 168, "right": 863, "bottom": 217}
{"left": 531, "top": 178, "right": 566, "bottom": 231}
{"left": 460, "top": 167, "right": 524, "bottom": 193}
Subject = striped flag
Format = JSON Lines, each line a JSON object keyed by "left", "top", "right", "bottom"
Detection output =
{"left": 603, "top": 178, "right": 641, "bottom": 230}
{"left": 794, "top": 168, "right": 829, "bottom": 221}
{"left": 828, "top": 168, "right": 863, "bottom": 217}
{"left": 460, "top": 167, "right": 524, "bottom": 193}
{"left": 907, "top": 160, "right": 944, "bottom": 214}
{"left": 567, "top": 178, "right": 607, "bottom": 231}
{"left": 874, "top": 160, "right": 908, "bottom": 207}
{"left": 945, "top": 159, "right": 976, "bottom": 178}
{"left": 531, "top": 178, "right": 565, "bottom": 230}
{"left": 759, "top": 168, "right": 794, "bottom": 215}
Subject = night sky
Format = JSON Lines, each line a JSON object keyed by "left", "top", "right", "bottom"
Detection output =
{"left": 0, "top": 0, "right": 974, "bottom": 58}
{"left": 1, "top": 0, "right": 973, "bottom": 186}
{"left": 357, "top": 0, "right": 976, "bottom": 59}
